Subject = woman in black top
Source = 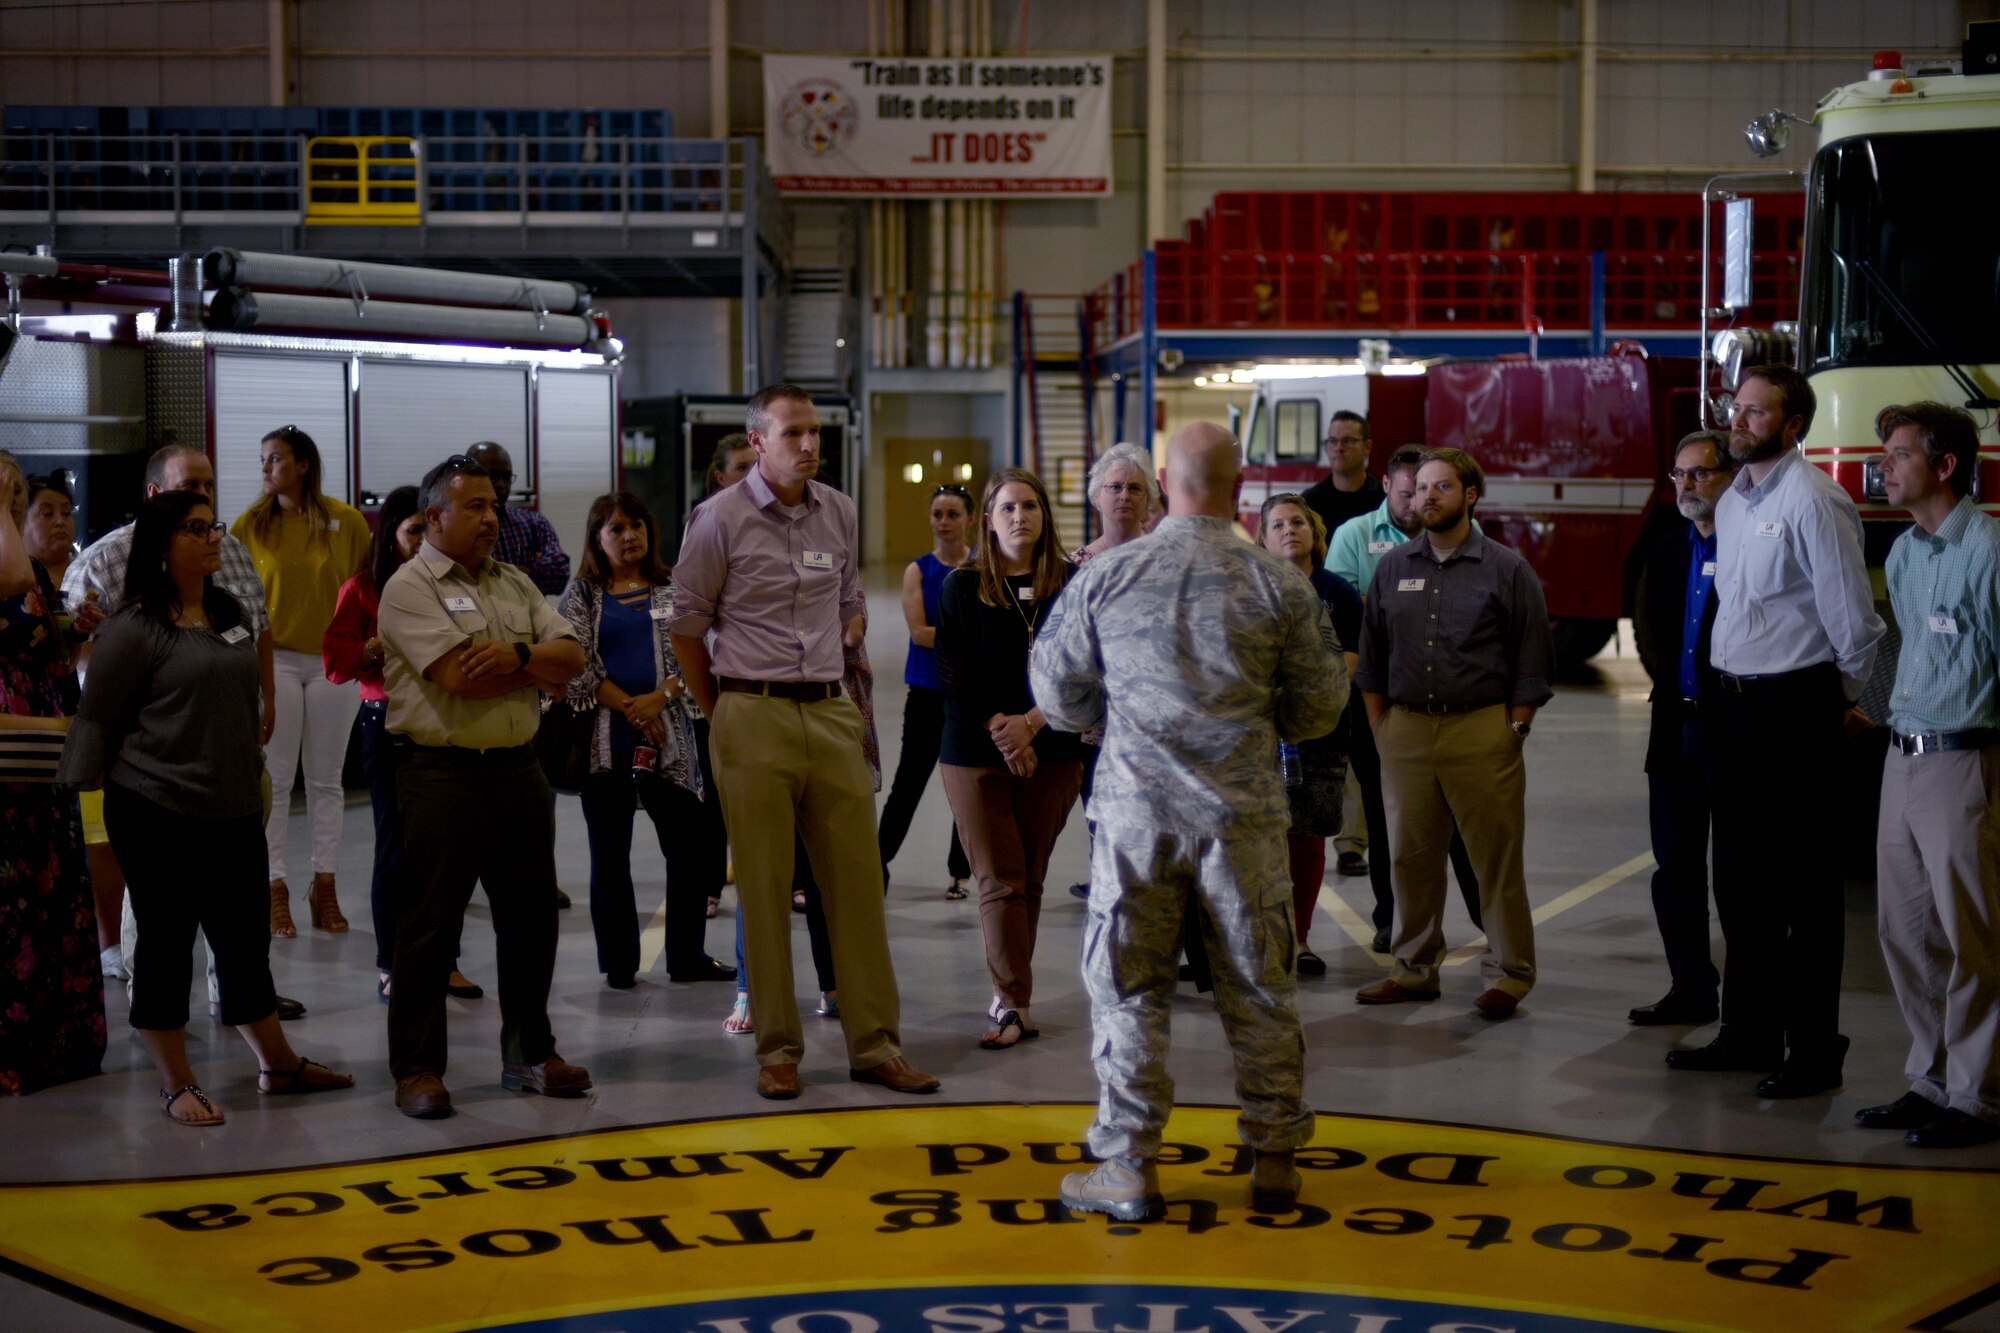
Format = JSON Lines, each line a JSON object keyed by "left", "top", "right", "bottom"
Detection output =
{"left": 57, "top": 493, "right": 354, "bottom": 1126}
{"left": 937, "top": 468, "right": 1084, "bottom": 1049}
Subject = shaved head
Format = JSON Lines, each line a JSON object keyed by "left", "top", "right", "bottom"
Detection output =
{"left": 1163, "top": 421, "right": 1241, "bottom": 518}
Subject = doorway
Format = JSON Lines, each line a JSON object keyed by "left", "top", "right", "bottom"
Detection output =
{"left": 881, "top": 437, "right": 987, "bottom": 562}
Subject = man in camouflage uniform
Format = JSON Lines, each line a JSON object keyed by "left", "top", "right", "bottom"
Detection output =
{"left": 1030, "top": 421, "right": 1349, "bottom": 1220}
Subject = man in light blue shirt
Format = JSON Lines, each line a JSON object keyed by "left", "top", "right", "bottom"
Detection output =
{"left": 1670, "top": 365, "right": 1884, "bottom": 1099}
{"left": 1859, "top": 401, "right": 2000, "bottom": 1150}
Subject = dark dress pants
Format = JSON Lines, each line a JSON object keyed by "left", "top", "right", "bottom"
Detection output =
{"left": 1646, "top": 711, "right": 1720, "bottom": 1002}
{"left": 877, "top": 686, "right": 970, "bottom": 882}
{"left": 1706, "top": 663, "right": 1847, "bottom": 1058}
{"left": 1348, "top": 694, "right": 1482, "bottom": 932}
{"left": 580, "top": 769, "right": 712, "bottom": 977}
{"left": 360, "top": 701, "right": 400, "bottom": 974}
{"left": 387, "top": 745, "right": 559, "bottom": 1079}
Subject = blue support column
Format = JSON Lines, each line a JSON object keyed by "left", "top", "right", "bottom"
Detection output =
{"left": 1140, "top": 249, "right": 1158, "bottom": 458}
{"left": 1112, "top": 375, "right": 1127, "bottom": 444}
{"left": 1589, "top": 250, "right": 1606, "bottom": 357}
{"left": 1011, "top": 292, "right": 1026, "bottom": 468}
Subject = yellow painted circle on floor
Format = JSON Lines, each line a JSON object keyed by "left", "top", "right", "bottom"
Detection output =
{"left": 2, "top": 1103, "right": 1996, "bottom": 1331}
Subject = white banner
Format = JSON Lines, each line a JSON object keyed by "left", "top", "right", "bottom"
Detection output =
{"left": 763, "top": 54, "right": 1112, "bottom": 197}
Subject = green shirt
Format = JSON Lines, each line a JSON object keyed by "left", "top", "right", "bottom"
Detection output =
{"left": 1884, "top": 496, "right": 2000, "bottom": 735}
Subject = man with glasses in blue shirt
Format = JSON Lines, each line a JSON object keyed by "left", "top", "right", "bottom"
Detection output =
{"left": 1630, "top": 431, "right": 1733, "bottom": 1027}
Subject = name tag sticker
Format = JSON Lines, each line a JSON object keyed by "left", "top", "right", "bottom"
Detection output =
{"left": 649, "top": 607, "right": 673, "bottom": 621}
{"left": 800, "top": 550, "right": 834, "bottom": 570}
{"left": 1398, "top": 578, "right": 1426, "bottom": 592}
{"left": 1929, "top": 614, "right": 1961, "bottom": 635}
{"left": 1702, "top": 560, "right": 1718, "bottom": 577}
{"left": 327, "top": 518, "right": 341, "bottom": 532}
{"left": 220, "top": 625, "right": 250, "bottom": 644}
{"left": 444, "top": 595, "right": 478, "bottom": 612}
{"left": 1368, "top": 540, "right": 1397, "bottom": 554}
{"left": 1756, "top": 521, "right": 1783, "bottom": 538}
{"left": 1015, "top": 587, "right": 1035, "bottom": 601}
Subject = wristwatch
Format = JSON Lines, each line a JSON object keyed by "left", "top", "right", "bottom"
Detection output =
{"left": 513, "top": 641, "right": 531, "bottom": 670}
{"left": 1510, "top": 720, "right": 1531, "bottom": 738}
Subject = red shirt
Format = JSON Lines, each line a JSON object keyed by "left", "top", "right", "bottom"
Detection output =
{"left": 322, "top": 573, "right": 387, "bottom": 702}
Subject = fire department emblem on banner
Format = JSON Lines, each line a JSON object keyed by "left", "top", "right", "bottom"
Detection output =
{"left": 779, "top": 79, "right": 859, "bottom": 156}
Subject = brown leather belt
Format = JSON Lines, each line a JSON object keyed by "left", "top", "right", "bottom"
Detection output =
{"left": 717, "top": 676, "right": 842, "bottom": 703}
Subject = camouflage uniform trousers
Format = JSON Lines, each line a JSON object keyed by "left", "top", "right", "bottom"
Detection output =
{"left": 1081, "top": 819, "right": 1314, "bottom": 1163}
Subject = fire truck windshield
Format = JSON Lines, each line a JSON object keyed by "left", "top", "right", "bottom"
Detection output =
{"left": 1803, "top": 128, "right": 2000, "bottom": 371}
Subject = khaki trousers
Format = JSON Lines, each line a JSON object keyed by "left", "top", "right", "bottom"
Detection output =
{"left": 1876, "top": 744, "right": 2000, "bottom": 1121}
{"left": 940, "top": 759, "right": 1083, "bottom": 1011}
{"left": 710, "top": 691, "right": 900, "bottom": 1070}
{"left": 1376, "top": 704, "right": 1536, "bottom": 998}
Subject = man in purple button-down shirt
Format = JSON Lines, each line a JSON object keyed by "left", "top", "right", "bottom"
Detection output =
{"left": 671, "top": 384, "right": 938, "bottom": 1102}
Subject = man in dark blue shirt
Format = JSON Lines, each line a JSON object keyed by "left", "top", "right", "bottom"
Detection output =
{"left": 1631, "top": 431, "right": 1734, "bottom": 1026}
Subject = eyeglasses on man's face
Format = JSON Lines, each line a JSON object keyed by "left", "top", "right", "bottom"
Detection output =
{"left": 1668, "top": 466, "right": 1728, "bottom": 486}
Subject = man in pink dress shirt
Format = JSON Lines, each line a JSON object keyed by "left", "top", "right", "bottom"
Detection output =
{"left": 671, "top": 384, "right": 939, "bottom": 1101}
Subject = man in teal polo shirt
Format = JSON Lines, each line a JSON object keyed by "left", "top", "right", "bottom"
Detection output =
{"left": 1859, "top": 401, "right": 2000, "bottom": 1150}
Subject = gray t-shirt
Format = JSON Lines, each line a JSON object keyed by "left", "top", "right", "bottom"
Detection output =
{"left": 57, "top": 601, "right": 264, "bottom": 817}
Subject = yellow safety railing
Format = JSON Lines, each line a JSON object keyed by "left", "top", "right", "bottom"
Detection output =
{"left": 304, "top": 137, "right": 419, "bottom": 225}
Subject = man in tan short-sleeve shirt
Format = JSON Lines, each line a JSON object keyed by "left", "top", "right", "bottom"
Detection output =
{"left": 376, "top": 455, "right": 587, "bottom": 1119}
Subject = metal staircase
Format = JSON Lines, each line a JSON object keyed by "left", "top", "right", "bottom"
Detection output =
{"left": 1012, "top": 292, "right": 1100, "bottom": 551}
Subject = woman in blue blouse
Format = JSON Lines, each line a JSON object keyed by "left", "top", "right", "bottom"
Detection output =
{"left": 877, "top": 483, "right": 975, "bottom": 898}
{"left": 559, "top": 493, "right": 735, "bottom": 991}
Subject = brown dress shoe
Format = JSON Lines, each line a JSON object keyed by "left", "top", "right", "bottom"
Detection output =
{"left": 757, "top": 1063, "right": 802, "bottom": 1100}
{"left": 1356, "top": 979, "right": 1440, "bottom": 1004}
{"left": 1473, "top": 988, "right": 1520, "bottom": 1018}
{"left": 395, "top": 1072, "right": 453, "bottom": 1119}
{"left": 849, "top": 1055, "right": 941, "bottom": 1094}
{"left": 502, "top": 1054, "right": 592, "bottom": 1097}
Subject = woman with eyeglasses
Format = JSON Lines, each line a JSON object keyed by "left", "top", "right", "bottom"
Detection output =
{"left": 877, "top": 482, "right": 975, "bottom": 900}
{"left": 323, "top": 486, "right": 483, "bottom": 1004}
{"left": 1071, "top": 443, "right": 1158, "bottom": 566}
{"left": 937, "top": 468, "right": 1085, "bottom": 1049}
{"left": 58, "top": 492, "right": 354, "bottom": 1124}
{"left": 1259, "top": 492, "right": 1362, "bottom": 977}
{"left": 231, "top": 425, "right": 370, "bottom": 939}
{"left": 0, "top": 453, "right": 106, "bottom": 1096}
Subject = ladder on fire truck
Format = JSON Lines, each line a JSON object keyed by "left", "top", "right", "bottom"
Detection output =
{"left": 1011, "top": 292, "right": 1101, "bottom": 550}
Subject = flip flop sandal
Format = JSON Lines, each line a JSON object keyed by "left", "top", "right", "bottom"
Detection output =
{"left": 792, "top": 890, "right": 808, "bottom": 914}
{"left": 258, "top": 1057, "right": 354, "bottom": 1096}
{"left": 944, "top": 881, "right": 969, "bottom": 900}
{"left": 978, "top": 1009, "right": 1040, "bottom": 1050}
{"left": 161, "top": 1084, "right": 222, "bottom": 1126}
{"left": 722, "top": 995, "right": 755, "bottom": 1035}
{"left": 1296, "top": 949, "right": 1327, "bottom": 977}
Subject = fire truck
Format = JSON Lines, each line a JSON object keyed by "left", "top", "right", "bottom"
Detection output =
{"left": 0, "top": 248, "right": 621, "bottom": 560}
{"left": 1237, "top": 349, "right": 1700, "bottom": 675}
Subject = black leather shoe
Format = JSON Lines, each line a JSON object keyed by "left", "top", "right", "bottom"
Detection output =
{"left": 1906, "top": 1109, "right": 2000, "bottom": 1149}
{"left": 1855, "top": 1092, "right": 1942, "bottom": 1130}
{"left": 1629, "top": 992, "right": 1719, "bottom": 1027}
{"left": 670, "top": 957, "right": 738, "bottom": 983}
{"left": 210, "top": 994, "right": 306, "bottom": 1022}
{"left": 1336, "top": 852, "right": 1368, "bottom": 877}
{"left": 1665, "top": 1029, "right": 1781, "bottom": 1072}
{"left": 555, "top": 888, "right": 572, "bottom": 909}
{"left": 1370, "top": 928, "right": 1391, "bottom": 954}
{"left": 1755, "top": 1037, "right": 1849, "bottom": 1099}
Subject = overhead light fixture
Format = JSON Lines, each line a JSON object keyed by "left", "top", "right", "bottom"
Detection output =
{"left": 1247, "top": 363, "right": 1365, "bottom": 380}
{"left": 1381, "top": 362, "right": 1428, "bottom": 377}
{"left": 1193, "top": 375, "right": 1208, "bottom": 386}
{"left": 902, "top": 464, "right": 925, "bottom": 483}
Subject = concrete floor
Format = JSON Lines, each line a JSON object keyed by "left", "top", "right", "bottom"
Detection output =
{"left": 4, "top": 580, "right": 1996, "bottom": 1331}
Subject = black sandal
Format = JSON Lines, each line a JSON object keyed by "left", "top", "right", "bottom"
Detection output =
{"left": 161, "top": 1084, "right": 221, "bottom": 1126}
{"left": 1296, "top": 949, "right": 1327, "bottom": 977}
{"left": 944, "top": 881, "right": 969, "bottom": 900}
{"left": 979, "top": 1008, "right": 1040, "bottom": 1050}
{"left": 257, "top": 1057, "right": 354, "bottom": 1096}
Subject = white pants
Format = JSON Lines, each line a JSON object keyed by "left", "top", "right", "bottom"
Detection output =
{"left": 264, "top": 648, "right": 359, "bottom": 881}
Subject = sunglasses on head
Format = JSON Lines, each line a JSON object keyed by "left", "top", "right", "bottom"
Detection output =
{"left": 931, "top": 484, "right": 971, "bottom": 500}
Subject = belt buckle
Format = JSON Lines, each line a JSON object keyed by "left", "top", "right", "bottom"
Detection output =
{"left": 1719, "top": 673, "right": 1744, "bottom": 694}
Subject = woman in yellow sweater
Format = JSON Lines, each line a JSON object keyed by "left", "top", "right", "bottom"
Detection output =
{"left": 231, "top": 425, "right": 369, "bottom": 938}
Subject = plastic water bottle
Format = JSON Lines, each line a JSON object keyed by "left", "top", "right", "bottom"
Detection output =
{"left": 1280, "top": 742, "right": 1303, "bottom": 788}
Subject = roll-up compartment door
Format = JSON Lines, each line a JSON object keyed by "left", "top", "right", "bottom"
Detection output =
{"left": 536, "top": 369, "right": 618, "bottom": 571}
{"left": 211, "top": 353, "right": 350, "bottom": 523}
{"left": 356, "top": 361, "right": 529, "bottom": 507}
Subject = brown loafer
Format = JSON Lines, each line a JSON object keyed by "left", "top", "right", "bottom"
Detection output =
{"left": 1356, "top": 979, "right": 1440, "bottom": 1005}
{"left": 849, "top": 1055, "right": 941, "bottom": 1094}
{"left": 757, "top": 1062, "right": 802, "bottom": 1100}
{"left": 1474, "top": 988, "right": 1520, "bottom": 1018}
{"left": 501, "top": 1054, "right": 593, "bottom": 1097}
{"left": 395, "top": 1072, "right": 453, "bottom": 1119}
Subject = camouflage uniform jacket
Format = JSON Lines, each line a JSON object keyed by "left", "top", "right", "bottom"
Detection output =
{"left": 1029, "top": 514, "right": 1348, "bottom": 839}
